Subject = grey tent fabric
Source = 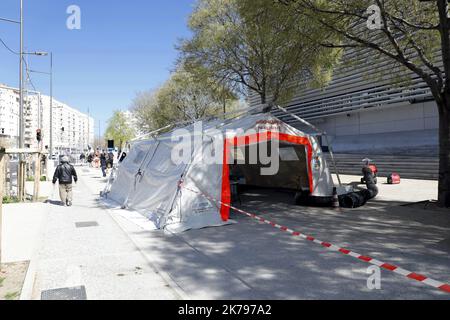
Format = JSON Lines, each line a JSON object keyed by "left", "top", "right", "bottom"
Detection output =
{"left": 108, "top": 114, "right": 335, "bottom": 233}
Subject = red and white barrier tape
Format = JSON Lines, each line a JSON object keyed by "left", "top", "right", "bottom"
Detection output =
{"left": 182, "top": 185, "right": 450, "bottom": 294}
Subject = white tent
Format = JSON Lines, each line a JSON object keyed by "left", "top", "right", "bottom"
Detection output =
{"left": 107, "top": 113, "right": 335, "bottom": 233}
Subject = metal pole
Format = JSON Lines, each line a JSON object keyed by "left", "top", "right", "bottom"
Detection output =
{"left": 98, "top": 120, "right": 101, "bottom": 148}
{"left": 87, "top": 108, "right": 90, "bottom": 151}
{"left": 38, "top": 93, "right": 41, "bottom": 131}
{"left": 0, "top": 151, "right": 5, "bottom": 269}
{"left": 49, "top": 52, "right": 53, "bottom": 158}
{"left": 19, "top": 0, "right": 24, "bottom": 149}
{"left": 17, "top": 0, "right": 25, "bottom": 202}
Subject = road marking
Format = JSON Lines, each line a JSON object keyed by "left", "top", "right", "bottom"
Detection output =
{"left": 182, "top": 185, "right": 450, "bottom": 294}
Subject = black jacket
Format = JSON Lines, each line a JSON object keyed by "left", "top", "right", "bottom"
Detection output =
{"left": 53, "top": 163, "right": 78, "bottom": 185}
{"left": 100, "top": 154, "right": 107, "bottom": 167}
{"left": 362, "top": 166, "right": 377, "bottom": 186}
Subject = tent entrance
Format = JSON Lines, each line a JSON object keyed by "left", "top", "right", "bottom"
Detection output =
{"left": 220, "top": 132, "right": 314, "bottom": 221}
{"left": 230, "top": 142, "right": 310, "bottom": 192}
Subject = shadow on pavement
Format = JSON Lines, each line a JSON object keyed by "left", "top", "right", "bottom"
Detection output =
{"left": 95, "top": 186, "right": 450, "bottom": 299}
{"left": 45, "top": 200, "right": 63, "bottom": 206}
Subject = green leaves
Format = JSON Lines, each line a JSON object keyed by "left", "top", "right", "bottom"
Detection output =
{"left": 131, "top": 64, "right": 237, "bottom": 132}
{"left": 181, "top": 0, "right": 341, "bottom": 106}
{"left": 105, "top": 111, "right": 136, "bottom": 149}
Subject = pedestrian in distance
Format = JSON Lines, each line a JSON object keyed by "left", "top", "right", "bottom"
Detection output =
{"left": 52, "top": 156, "right": 78, "bottom": 207}
{"left": 100, "top": 152, "right": 108, "bottom": 177}
{"left": 107, "top": 151, "right": 114, "bottom": 169}
{"left": 87, "top": 153, "right": 93, "bottom": 167}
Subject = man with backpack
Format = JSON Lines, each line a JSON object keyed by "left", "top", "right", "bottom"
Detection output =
{"left": 52, "top": 156, "right": 78, "bottom": 207}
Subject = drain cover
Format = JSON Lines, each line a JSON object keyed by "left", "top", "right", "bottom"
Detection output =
{"left": 41, "top": 286, "right": 87, "bottom": 300}
{"left": 75, "top": 221, "right": 99, "bottom": 228}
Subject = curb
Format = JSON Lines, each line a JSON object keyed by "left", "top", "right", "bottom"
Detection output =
{"left": 19, "top": 259, "right": 37, "bottom": 300}
{"left": 19, "top": 206, "right": 50, "bottom": 300}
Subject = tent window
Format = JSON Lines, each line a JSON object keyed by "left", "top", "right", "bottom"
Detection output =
{"left": 230, "top": 142, "right": 309, "bottom": 191}
{"left": 279, "top": 147, "right": 300, "bottom": 162}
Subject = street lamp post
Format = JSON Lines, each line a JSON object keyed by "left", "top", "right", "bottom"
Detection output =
{"left": 27, "top": 52, "right": 52, "bottom": 156}
{"left": 50, "top": 53, "right": 53, "bottom": 157}
{"left": 19, "top": 0, "right": 24, "bottom": 150}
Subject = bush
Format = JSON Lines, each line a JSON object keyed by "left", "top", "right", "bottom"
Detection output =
{"left": 40, "top": 176, "right": 47, "bottom": 182}
{"left": 3, "top": 196, "right": 19, "bottom": 204}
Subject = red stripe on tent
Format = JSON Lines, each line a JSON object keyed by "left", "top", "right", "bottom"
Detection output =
{"left": 307, "top": 236, "right": 315, "bottom": 241}
{"left": 220, "top": 131, "right": 316, "bottom": 222}
{"left": 408, "top": 273, "right": 427, "bottom": 282}
{"left": 292, "top": 232, "right": 301, "bottom": 236}
{"left": 381, "top": 263, "right": 398, "bottom": 271}
{"left": 220, "top": 139, "right": 231, "bottom": 221}
{"left": 280, "top": 226, "right": 288, "bottom": 232}
{"left": 322, "top": 242, "right": 332, "bottom": 248}
{"left": 339, "top": 249, "right": 351, "bottom": 255}
{"left": 277, "top": 133, "right": 314, "bottom": 194}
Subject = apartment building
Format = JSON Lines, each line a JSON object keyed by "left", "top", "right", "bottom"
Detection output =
{"left": 0, "top": 84, "right": 95, "bottom": 153}
{"left": 0, "top": 85, "right": 20, "bottom": 147}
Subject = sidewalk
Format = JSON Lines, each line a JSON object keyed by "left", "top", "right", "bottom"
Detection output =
{"left": 26, "top": 167, "right": 181, "bottom": 300}
{"left": 5, "top": 166, "right": 449, "bottom": 299}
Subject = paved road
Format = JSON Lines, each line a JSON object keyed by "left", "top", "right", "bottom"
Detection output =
{"left": 30, "top": 167, "right": 450, "bottom": 299}
{"left": 30, "top": 167, "right": 181, "bottom": 300}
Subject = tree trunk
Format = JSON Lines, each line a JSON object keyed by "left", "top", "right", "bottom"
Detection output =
{"left": 260, "top": 92, "right": 266, "bottom": 105}
{"left": 437, "top": 99, "right": 450, "bottom": 207}
{"left": 260, "top": 92, "right": 274, "bottom": 113}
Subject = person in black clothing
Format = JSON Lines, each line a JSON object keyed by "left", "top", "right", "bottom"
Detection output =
{"left": 53, "top": 156, "right": 78, "bottom": 207}
{"left": 100, "top": 152, "right": 107, "bottom": 177}
{"left": 362, "top": 159, "right": 379, "bottom": 199}
{"left": 107, "top": 151, "right": 114, "bottom": 169}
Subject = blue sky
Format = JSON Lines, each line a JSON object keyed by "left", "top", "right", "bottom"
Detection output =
{"left": 0, "top": 0, "right": 195, "bottom": 134}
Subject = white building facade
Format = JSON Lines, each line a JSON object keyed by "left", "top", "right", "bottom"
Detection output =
{"left": 0, "top": 84, "right": 95, "bottom": 153}
{"left": 250, "top": 50, "right": 440, "bottom": 156}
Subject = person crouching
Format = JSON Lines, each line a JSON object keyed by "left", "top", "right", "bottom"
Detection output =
{"left": 52, "top": 156, "right": 78, "bottom": 207}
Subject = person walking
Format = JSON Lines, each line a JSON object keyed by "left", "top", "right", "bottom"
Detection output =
{"left": 100, "top": 152, "right": 108, "bottom": 177}
{"left": 107, "top": 151, "right": 114, "bottom": 169}
{"left": 52, "top": 156, "right": 78, "bottom": 207}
